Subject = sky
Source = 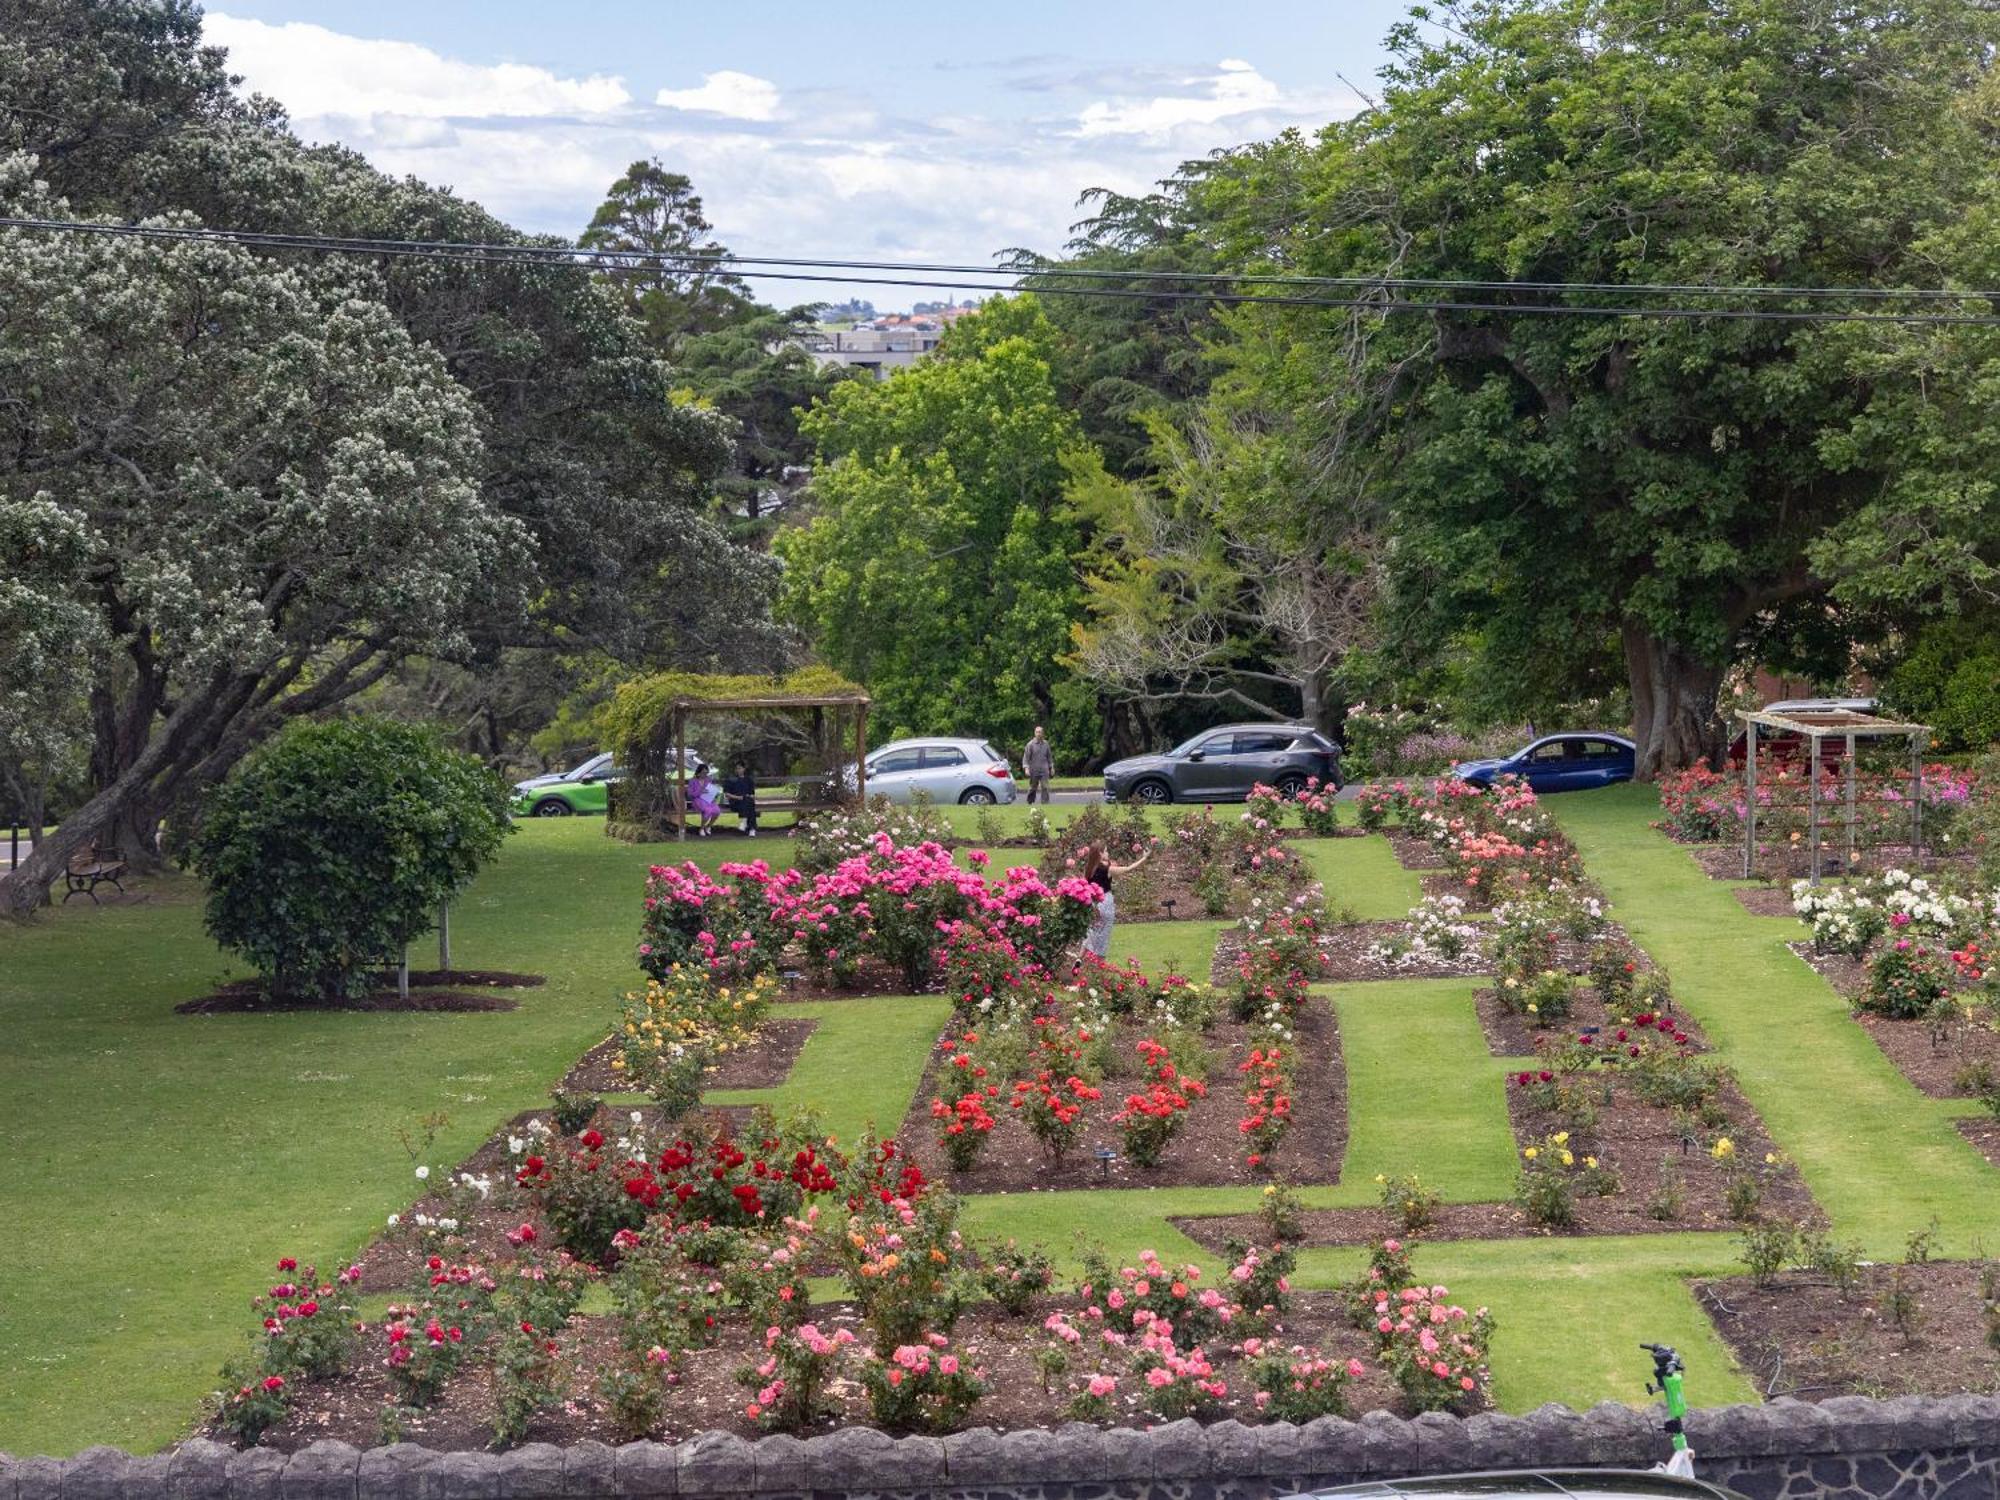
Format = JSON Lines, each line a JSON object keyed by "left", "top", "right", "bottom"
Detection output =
{"left": 199, "top": 1, "right": 1414, "bottom": 309}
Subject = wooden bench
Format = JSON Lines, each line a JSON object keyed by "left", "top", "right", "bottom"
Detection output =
{"left": 63, "top": 842, "right": 128, "bottom": 904}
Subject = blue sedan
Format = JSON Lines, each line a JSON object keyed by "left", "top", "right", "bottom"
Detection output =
{"left": 1452, "top": 732, "right": 1637, "bottom": 793}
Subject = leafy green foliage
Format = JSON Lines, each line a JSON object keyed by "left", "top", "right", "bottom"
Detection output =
{"left": 777, "top": 299, "right": 1095, "bottom": 749}
{"left": 186, "top": 718, "right": 510, "bottom": 1000}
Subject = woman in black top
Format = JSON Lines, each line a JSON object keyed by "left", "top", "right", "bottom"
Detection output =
{"left": 1076, "top": 841, "right": 1150, "bottom": 960}
{"left": 722, "top": 762, "right": 759, "bottom": 837}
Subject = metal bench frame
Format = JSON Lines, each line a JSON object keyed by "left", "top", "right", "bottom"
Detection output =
{"left": 63, "top": 843, "right": 128, "bottom": 903}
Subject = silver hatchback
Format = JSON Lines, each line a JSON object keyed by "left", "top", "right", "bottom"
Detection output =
{"left": 865, "top": 737, "right": 1018, "bottom": 805}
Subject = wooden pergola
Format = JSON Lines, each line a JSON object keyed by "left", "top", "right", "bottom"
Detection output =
{"left": 667, "top": 693, "right": 870, "bottom": 842}
{"left": 1738, "top": 708, "right": 1932, "bottom": 883}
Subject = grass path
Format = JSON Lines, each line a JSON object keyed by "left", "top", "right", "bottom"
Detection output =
{"left": 703, "top": 996, "right": 948, "bottom": 1144}
{"left": 1298, "top": 835, "right": 1423, "bottom": 921}
{"left": 1555, "top": 787, "right": 1999, "bottom": 1252}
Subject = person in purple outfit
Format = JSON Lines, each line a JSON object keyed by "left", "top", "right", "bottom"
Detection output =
{"left": 686, "top": 763, "right": 722, "bottom": 836}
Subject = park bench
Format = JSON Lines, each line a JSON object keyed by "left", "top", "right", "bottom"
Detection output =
{"left": 62, "top": 841, "right": 128, "bottom": 904}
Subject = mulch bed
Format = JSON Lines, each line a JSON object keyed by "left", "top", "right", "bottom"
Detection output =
{"left": 175, "top": 970, "right": 544, "bottom": 1015}
{"left": 558, "top": 1018, "right": 820, "bottom": 1096}
{"left": 214, "top": 1289, "right": 1426, "bottom": 1453}
{"left": 1472, "top": 986, "right": 1709, "bottom": 1059}
{"left": 1786, "top": 943, "right": 2000, "bottom": 1099}
{"left": 1956, "top": 1116, "right": 2000, "bottom": 1168}
{"left": 895, "top": 1001, "right": 1347, "bottom": 1191}
{"left": 1698, "top": 1261, "right": 2000, "bottom": 1402}
{"left": 1388, "top": 834, "right": 1446, "bottom": 870}
{"left": 1734, "top": 887, "right": 1798, "bottom": 917}
{"left": 781, "top": 957, "right": 930, "bottom": 999}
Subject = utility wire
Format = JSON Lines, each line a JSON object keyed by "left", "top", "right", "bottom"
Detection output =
{"left": 9, "top": 215, "right": 2000, "bottom": 326}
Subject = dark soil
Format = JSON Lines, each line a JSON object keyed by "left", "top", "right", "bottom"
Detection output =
{"left": 1957, "top": 1116, "right": 2000, "bottom": 1168}
{"left": 1786, "top": 943, "right": 2000, "bottom": 1099}
{"left": 1698, "top": 1262, "right": 2000, "bottom": 1402}
{"left": 1734, "top": 887, "right": 1798, "bottom": 917}
{"left": 895, "top": 1000, "right": 1347, "bottom": 1191}
{"left": 1472, "top": 986, "right": 1709, "bottom": 1059}
{"left": 176, "top": 980, "right": 531, "bottom": 1015}
{"left": 782, "top": 957, "right": 931, "bottom": 999}
{"left": 558, "top": 1018, "right": 820, "bottom": 1096}
{"left": 1388, "top": 834, "right": 1447, "bottom": 870}
{"left": 212, "top": 1289, "right": 1429, "bottom": 1453}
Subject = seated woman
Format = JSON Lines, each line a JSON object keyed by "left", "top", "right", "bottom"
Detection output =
{"left": 722, "top": 761, "right": 759, "bottom": 838}
{"left": 686, "top": 764, "right": 723, "bottom": 837}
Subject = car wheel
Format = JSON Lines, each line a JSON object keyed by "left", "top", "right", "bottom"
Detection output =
{"left": 1275, "top": 773, "right": 1308, "bottom": 799}
{"left": 531, "top": 798, "right": 573, "bottom": 818}
{"left": 958, "top": 787, "right": 996, "bottom": 805}
{"left": 1130, "top": 779, "right": 1172, "bottom": 805}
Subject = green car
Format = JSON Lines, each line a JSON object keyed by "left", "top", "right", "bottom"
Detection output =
{"left": 510, "top": 753, "right": 622, "bottom": 818}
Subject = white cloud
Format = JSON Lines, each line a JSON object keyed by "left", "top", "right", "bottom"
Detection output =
{"left": 204, "top": 13, "right": 630, "bottom": 120}
{"left": 655, "top": 71, "right": 781, "bottom": 122}
{"left": 1076, "top": 59, "right": 1291, "bottom": 140}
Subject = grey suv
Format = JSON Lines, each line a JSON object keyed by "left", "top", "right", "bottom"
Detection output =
{"left": 1102, "top": 722, "right": 1342, "bottom": 804}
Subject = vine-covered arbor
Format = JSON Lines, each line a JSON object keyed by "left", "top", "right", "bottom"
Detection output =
{"left": 597, "top": 668, "right": 870, "bottom": 841}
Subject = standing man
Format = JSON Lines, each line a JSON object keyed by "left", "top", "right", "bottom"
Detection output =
{"left": 1023, "top": 724, "right": 1055, "bottom": 804}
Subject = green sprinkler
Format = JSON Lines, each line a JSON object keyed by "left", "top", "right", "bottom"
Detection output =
{"left": 1642, "top": 1342, "right": 1695, "bottom": 1476}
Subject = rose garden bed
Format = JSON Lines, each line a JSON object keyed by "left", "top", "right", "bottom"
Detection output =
{"left": 1698, "top": 1260, "right": 2000, "bottom": 1401}
{"left": 896, "top": 1000, "right": 1346, "bottom": 1191}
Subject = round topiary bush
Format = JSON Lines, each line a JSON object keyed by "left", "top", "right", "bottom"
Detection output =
{"left": 186, "top": 717, "right": 512, "bottom": 1001}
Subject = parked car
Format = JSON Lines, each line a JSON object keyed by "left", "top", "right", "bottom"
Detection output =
{"left": 1287, "top": 1469, "right": 1748, "bottom": 1500}
{"left": 1726, "top": 697, "right": 1880, "bottom": 765}
{"left": 514, "top": 750, "right": 613, "bottom": 794}
{"left": 1452, "top": 732, "right": 1636, "bottom": 793}
{"left": 512, "top": 754, "right": 626, "bottom": 818}
{"left": 1102, "top": 723, "right": 1343, "bottom": 805}
{"left": 862, "top": 737, "right": 1018, "bottom": 805}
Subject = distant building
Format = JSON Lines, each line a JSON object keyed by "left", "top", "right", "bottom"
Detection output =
{"left": 798, "top": 319, "right": 944, "bottom": 379}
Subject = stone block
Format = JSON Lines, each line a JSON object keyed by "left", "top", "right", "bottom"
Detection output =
{"left": 749, "top": 1435, "right": 807, "bottom": 1495}
{"left": 1459, "top": 1412, "right": 1534, "bottom": 1474}
{"left": 805, "top": 1427, "right": 943, "bottom": 1491}
{"left": 65, "top": 1446, "right": 132, "bottom": 1500}
{"left": 1407, "top": 1412, "right": 1474, "bottom": 1475}
{"left": 604, "top": 1448, "right": 676, "bottom": 1500}
{"left": 1814, "top": 1396, "right": 1901, "bottom": 1455}
{"left": 1354, "top": 1412, "right": 1416, "bottom": 1477}
{"left": 1931, "top": 1393, "right": 2000, "bottom": 1446}
{"left": 227, "top": 1447, "right": 288, "bottom": 1500}
{"left": 1575, "top": 1403, "right": 1655, "bottom": 1468}
{"left": 125, "top": 1453, "right": 176, "bottom": 1500}
{"left": 560, "top": 1446, "right": 613, "bottom": 1500}
{"left": 1147, "top": 1419, "right": 1212, "bottom": 1481}
{"left": 673, "top": 1431, "right": 753, "bottom": 1497}
{"left": 1098, "top": 1425, "right": 1155, "bottom": 1483}
{"left": 1521, "top": 1405, "right": 1591, "bottom": 1467}
{"left": 0, "top": 1453, "right": 19, "bottom": 1500}
{"left": 424, "top": 1453, "right": 498, "bottom": 1500}
{"left": 282, "top": 1441, "right": 359, "bottom": 1500}
{"left": 355, "top": 1444, "right": 436, "bottom": 1500}
{"left": 1044, "top": 1424, "right": 1109, "bottom": 1484}
{"left": 14, "top": 1458, "right": 58, "bottom": 1500}
{"left": 168, "top": 1441, "right": 234, "bottom": 1500}
{"left": 1292, "top": 1417, "right": 1363, "bottom": 1484}
{"left": 494, "top": 1446, "right": 565, "bottom": 1500}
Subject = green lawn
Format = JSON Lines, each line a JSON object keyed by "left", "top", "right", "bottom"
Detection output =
{"left": 8, "top": 787, "right": 1995, "bottom": 1455}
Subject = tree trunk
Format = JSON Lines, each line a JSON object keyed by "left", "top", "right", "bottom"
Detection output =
{"left": 1622, "top": 622, "right": 1726, "bottom": 780}
{"left": 1298, "top": 674, "right": 1323, "bottom": 730}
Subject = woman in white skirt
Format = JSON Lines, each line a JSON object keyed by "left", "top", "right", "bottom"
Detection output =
{"left": 1078, "top": 841, "right": 1151, "bottom": 961}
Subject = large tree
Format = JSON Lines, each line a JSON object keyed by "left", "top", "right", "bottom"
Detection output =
{"left": 775, "top": 299, "right": 1096, "bottom": 749}
{"left": 0, "top": 162, "right": 515, "bottom": 912}
{"left": 1176, "top": 0, "right": 2000, "bottom": 774}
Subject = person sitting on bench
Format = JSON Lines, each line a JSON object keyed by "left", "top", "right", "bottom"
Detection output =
{"left": 723, "top": 762, "right": 759, "bottom": 838}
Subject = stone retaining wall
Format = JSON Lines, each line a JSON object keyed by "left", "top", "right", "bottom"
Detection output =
{"left": 7, "top": 1397, "right": 2000, "bottom": 1500}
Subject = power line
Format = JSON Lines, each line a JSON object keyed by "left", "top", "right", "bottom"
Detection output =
{"left": 9, "top": 215, "right": 2000, "bottom": 326}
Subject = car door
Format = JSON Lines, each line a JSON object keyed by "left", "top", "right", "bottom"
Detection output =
{"left": 915, "top": 744, "right": 970, "bottom": 802}
{"left": 866, "top": 747, "right": 924, "bottom": 804}
{"left": 1519, "top": 738, "right": 1576, "bottom": 793}
{"left": 1220, "top": 730, "right": 1297, "bottom": 798}
{"left": 571, "top": 765, "right": 620, "bottom": 814}
{"left": 1572, "top": 739, "right": 1630, "bottom": 789}
{"left": 1175, "top": 731, "right": 1238, "bottom": 799}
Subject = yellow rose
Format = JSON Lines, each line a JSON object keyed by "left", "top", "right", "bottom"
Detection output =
{"left": 1712, "top": 1137, "right": 1735, "bottom": 1160}
{"left": 1560, "top": 1151, "right": 1574, "bottom": 1167}
{"left": 1523, "top": 1147, "right": 1539, "bottom": 1161}
{"left": 1553, "top": 1132, "right": 1569, "bottom": 1146}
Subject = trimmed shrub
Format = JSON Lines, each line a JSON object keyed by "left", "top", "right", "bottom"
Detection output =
{"left": 186, "top": 717, "right": 510, "bottom": 1001}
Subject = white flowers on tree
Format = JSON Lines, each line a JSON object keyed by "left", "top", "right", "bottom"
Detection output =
{"left": 0, "top": 157, "right": 524, "bottom": 911}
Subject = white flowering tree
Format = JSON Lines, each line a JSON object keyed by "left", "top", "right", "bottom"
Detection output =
{"left": 0, "top": 160, "right": 522, "bottom": 912}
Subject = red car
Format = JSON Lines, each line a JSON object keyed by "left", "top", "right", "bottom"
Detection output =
{"left": 1726, "top": 697, "right": 1878, "bottom": 765}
